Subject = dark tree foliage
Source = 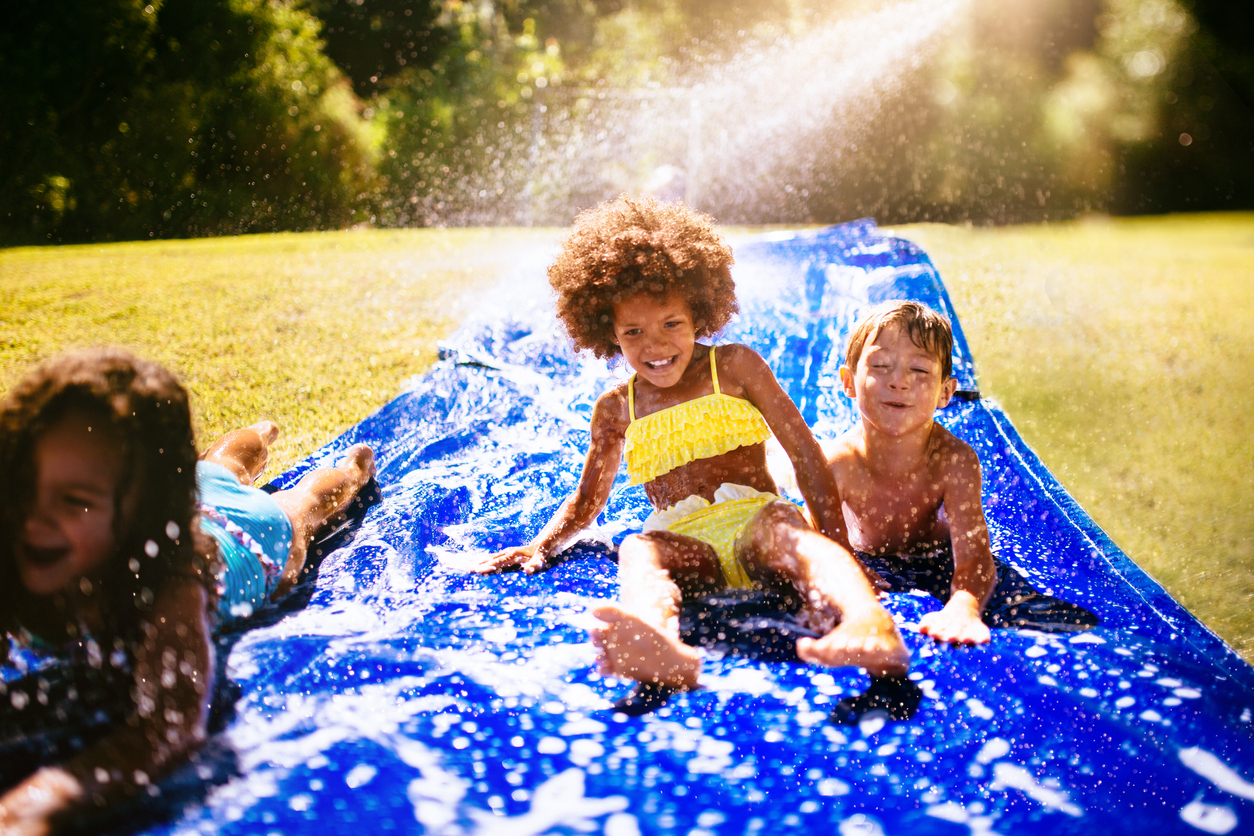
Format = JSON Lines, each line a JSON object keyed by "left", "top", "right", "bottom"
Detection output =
{"left": 1114, "top": 0, "right": 1254, "bottom": 213}
{"left": 1182, "top": 0, "right": 1254, "bottom": 111}
{"left": 307, "top": 0, "right": 449, "bottom": 98}
{"left": 0, "top": 0, "right": 372, "bottom": 244}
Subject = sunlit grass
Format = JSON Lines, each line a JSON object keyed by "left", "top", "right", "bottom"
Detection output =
{"left": 890, "top": 214, "right": 1254, "bottom": 663}
{"left": 3, "top": 215, "right": 1250, "bottom": 664}
{"left": 0, "top": 228, "right": 559, "bottom": 475}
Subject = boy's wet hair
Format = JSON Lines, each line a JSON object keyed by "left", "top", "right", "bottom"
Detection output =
{"left": 845, "top": 300, "right": 955, "bottom": 379}
{"left": 548, "top": 194, "right": 737, "bottom": 359}
{"left": 0, "top": 347, "right": 220, "bottom": 650}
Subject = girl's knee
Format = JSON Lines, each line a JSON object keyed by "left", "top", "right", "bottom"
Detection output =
{"left": 618, "top": 533, "right": 658, "bottom": 567}
{"left": 618, "top": 532, "right": 698, "bottom": 577}
{"left": 746, "top": 500, "right": 807, "bottom": 550}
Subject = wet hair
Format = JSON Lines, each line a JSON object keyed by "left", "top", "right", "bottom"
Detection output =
{"left": 0, "top": 347, "right": 219, "bottom": 652}
{"left": 845, "top": 300, "right": 955, "bottom": 379}
{"left": 547, "top": 194, "right": 738, "bottom": 359}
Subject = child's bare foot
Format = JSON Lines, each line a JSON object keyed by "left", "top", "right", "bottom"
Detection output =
{"left": 796, "top": 607, "right": 910, "bottom": 678}
{"left": 338, "top": 443, "right": 376, "bottom": 487}
{"left": 590, "top": 605, "right": 701, "bottom": 690}
{"left": 251, "top": 420, "right": 280, "bottom": 446}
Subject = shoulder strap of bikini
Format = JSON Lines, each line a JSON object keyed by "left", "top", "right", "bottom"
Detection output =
{"left": 628, "top": 374, "right": 637, "bottom": 422}
{"left": 709, "top": 345, "right": 721, "bottom": 395}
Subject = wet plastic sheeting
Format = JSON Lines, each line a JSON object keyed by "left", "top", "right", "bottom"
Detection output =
{"left": 9, "top": 220, "right": 1254, "bottom": 835}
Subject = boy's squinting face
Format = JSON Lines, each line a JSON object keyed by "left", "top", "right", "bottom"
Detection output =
{"left": 612, "top": 292, "right": 699, "bottom": 389}
{"left": 17, "top": 412, "right": 131, "bottom": 597}
{"left": 841, "top": 322, "right": 957, "bottom": 438}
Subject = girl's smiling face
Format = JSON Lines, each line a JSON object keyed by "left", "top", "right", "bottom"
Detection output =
{"left": 17, "top": 411, "right": 132, "bottom": 598}
{"left": 611, "top": 292, "right": 700, "bottom": 389}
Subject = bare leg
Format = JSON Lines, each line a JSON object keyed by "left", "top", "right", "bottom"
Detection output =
{"left": 738, "top": 502, "right": 910, "bottom": 677}
{"left": 590, "top": 531, "right": 719, "bottom": 690}
{"left": 201, "top": 421, "right": 281, "bottom": 485}
{"left": 269, "top": 444, "right": 375, "bottom": 600}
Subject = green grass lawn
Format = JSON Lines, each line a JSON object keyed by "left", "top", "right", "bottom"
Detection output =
{"left": 1, "top": 227, "right": 558, "bottom": 474}
{"left": 3, "top": 214, "right": 1251, "bottom": 663}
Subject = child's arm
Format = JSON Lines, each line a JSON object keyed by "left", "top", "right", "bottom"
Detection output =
{"left": 0, "top": 579, "right": 214, "bottom": 833}
{"left": 726, "top": 346, "right": 850, "bottom": 545}
{"left": 919, "top": 443, "right": 995, "bottom": 644}
{"left": 474, "top": 390, "right": 626, "bottom": 574}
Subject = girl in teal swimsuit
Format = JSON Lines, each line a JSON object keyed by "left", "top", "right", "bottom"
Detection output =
{"left": 0, "top": 347, "right": 373, "bottom": 831}
{"left": 477, "top": 195, "right": 909, "bottom": 692}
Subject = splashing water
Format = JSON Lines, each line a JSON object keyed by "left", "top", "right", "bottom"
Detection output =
{"left": 421, "top": 0, "right": 971, "bottom": 225}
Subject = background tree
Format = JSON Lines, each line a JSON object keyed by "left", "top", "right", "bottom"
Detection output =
{"left": 0, "top": 0, "right": 375, "bottom": 243}
{"left": 0, "top": 0, "right": 1249, "bottom": 242}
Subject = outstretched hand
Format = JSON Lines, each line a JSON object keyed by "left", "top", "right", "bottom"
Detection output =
{"left": 473, "top": 544, "right": 547, "bottom": 575}
{"left": 918, "top": 596, "right": 991, "bottom": 645}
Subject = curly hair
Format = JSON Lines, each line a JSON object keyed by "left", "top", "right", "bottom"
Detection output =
{"left": 845, "top": 300, "right": 955, "bottom": 380}
{"left": 0, "top": 347, "right": 219, "bottom": 653}
{"left": 547, "top": 195, "right": 738, "bottom": 359}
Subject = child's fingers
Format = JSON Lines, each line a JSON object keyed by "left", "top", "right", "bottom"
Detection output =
{"left": 474, "top": 544, "right": 541, "bottom": 573}
{"left": 471, "top": 551, "right": 518, "bottom": 574}
{"left": 591, "top": 605, "right": 626, "bottom": 623}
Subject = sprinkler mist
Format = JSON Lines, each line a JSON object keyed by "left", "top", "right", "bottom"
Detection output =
{"left": 414, "top": 0, "right": 972, "bottom": 227}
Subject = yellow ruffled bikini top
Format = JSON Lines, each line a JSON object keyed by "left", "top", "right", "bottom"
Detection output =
{"left": 623, "top": 346, "right": 772, "bottom": 484}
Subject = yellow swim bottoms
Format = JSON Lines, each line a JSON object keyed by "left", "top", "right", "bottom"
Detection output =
{"left": 642, "top": 483, "right": 779, "bottom": 589}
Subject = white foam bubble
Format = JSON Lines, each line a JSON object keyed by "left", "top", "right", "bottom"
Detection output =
{"left": 991, "top": 763, "right": 1082, "bottom": 817}
{"left": 344, "top": 764, "right": 377, "bottom": 789}
{"left": 926, "top": 802, "right": 969, "bottom": 823}
{"left": 819, "top": 778, "right": 852, "bottom": 797}
{"left": 537, "top": 736, "right": 566, "bottom": 754}
{"left": 976, "top": 738, "right": 1011, "bottom": 764}
{"left": 967, "top": 699, "right": 994, "bottom": 720}
{"left": 1179, "top": 748, "right": 1254, "bottom": 801}
{"left": 839, "top": 813, "right": 887, "bottom": 836}
{"left": 604, "top": 813, "right": 642, "bottom": 836}
{"left": 1180, "top": 799, "right": 1238, "bottom": 834}
{"left": 859, "top": 713, "right": 887, "bottom": 737}
{"left": 466, "top": 768, "right": 627, "bottom": 836}
{"left": 702, "top": 665, "right": 775, "bottom": 696}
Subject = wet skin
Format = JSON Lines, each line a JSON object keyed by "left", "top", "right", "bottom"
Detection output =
{"left": 3, "top": 411, "right": 215, "bottom": 836}
{"left": 827, "top": 321, "right": 996, "bottom": 645}
{"left": 1, "top": 418, "right": 375, "bottom": 835}
{"left": 17, "top": 413, "right": 133, "bottom": 611}
{"left": 201, "top": 422, "right": 376, "bottom": 601}
{"left": 477, "top": 292, "right": 909, "bottom": 683}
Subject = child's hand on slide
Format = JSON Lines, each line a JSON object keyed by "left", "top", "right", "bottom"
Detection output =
{"left": 474, "top": 544, "right": 547, "bottom": 574}
{"left": 918, "top": 595, "right": 991, "bottom": 645}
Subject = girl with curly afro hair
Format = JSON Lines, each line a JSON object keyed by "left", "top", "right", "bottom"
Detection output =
{"left": 0, "top": 347, "right": 374, "bottom": 830}
{"left": 477, "top": 196, "right": 908, "bottom": 703}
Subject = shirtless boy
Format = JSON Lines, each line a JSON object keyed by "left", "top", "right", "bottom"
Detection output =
{"left": 825, "top": 300, "right": 996, "bottom": 645}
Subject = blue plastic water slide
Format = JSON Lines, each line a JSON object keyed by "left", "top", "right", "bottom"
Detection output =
{"left": 8, "top": 220, "right": 1254, "bottom": 835}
